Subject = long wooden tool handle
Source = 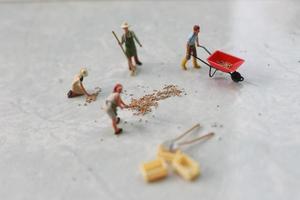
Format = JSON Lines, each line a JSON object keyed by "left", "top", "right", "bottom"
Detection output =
{"left": 178, "top": 132, "right": 214, "bottom": 147}
{"left": 174, "top": 123, "right": 200, "bottom": 141}
{"left": 112, "top": 31, "right": 127, "bottom": 57}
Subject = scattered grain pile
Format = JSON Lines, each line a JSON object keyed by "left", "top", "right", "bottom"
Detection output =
{"left": 85, "top": 87, "right": 101, "bottom": 103}
{"left": 128, "top": 85, "right": 185, "bottom": 115}
{"left": 217, "top": 60, "right": 233, "bottom": 69}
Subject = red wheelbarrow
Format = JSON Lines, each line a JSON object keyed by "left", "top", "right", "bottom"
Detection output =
{"left": 193, "top": 46, "right": 245, "bottom": 82}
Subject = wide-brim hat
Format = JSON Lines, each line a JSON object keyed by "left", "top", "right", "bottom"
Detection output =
{"left": 121, "top": 22, "right": 130, "bottom": 28}
{"left": 80, "top": 68, "right": 88, "bottom": 77}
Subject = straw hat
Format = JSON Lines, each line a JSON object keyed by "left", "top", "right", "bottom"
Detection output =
{"left": 79, "top": 68, "right": 88, "bottom": 77}
{"left": 121, "top": 22, "right": 130, "bottom": 29}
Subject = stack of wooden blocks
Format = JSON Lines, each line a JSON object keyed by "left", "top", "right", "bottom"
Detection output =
{"left": 140, "top": 145, "right": 200, "bottom": 182}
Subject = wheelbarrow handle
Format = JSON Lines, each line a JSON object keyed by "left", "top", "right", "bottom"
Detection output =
{"left": 199, "top": 45, "right": 212, "bottom": 55}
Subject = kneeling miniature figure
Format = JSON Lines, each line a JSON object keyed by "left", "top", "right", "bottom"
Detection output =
{"left": 67, "top": 68, "right": 92, "bottom": 98}
{"left": 104, "top": 84, "right": 129, "bottom": 135}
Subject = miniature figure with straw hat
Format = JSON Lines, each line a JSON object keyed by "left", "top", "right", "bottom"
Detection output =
{"left": 67, "top": 68, "right": 91, "bottom": 98}
{"left": 112, "top": 22, "right": 143, "bottom": 76}
{"left": 67, "top": 68, "right": 100, "bottom": 102}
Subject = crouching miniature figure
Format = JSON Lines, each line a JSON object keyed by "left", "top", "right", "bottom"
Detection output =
{"left": 67, "top": 68, "right": 99, "bottom": 102}
{"left": 181, "top": 25, "right": 201, "bottom": 70}
{"left": 104, "top": 84, "right": 128, "bottom": 135}
{"left": 67, "top": 68, "right": 91, "bottom": 98}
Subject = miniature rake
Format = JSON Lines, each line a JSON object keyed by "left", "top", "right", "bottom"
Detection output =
{"left": 161, "top": 123, "right": 214, "bottom": 152}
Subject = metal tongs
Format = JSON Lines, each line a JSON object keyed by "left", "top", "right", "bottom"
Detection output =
{"left": 161, "top": 124, "right": 214, "bottom": 152}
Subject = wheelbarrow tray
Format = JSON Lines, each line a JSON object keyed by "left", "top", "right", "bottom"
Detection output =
{"left": 207, "top": 50, "right": 245, "bottom": 73}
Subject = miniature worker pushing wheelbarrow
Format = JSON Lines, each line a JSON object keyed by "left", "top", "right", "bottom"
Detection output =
{"left": 112, "top": 22, "right": 143, "bottom": 76}
{"left": 181, "top": 25, "right": 201, "bottom": 70}
{"left": 181, "top": 25, "right": 245, "bottom": 82}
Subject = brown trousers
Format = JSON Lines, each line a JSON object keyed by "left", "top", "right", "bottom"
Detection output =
{"left": 186, "top": 45, "right": 197, "bottom": 60}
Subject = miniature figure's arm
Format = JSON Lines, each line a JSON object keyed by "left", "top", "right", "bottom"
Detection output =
{"left": 196, "top": 35, "right": 200, "bottom": 47}
{"left": 120, "top": 34, "right": 125, "bottom": 45}
{"left": 186, "top": 40, "right": 190, "bottom": 47}
{"left": 187, "top": 33, "right": 193, "bottom": 46}
{"left": 116, "top": 94, "right": 128, "bottom": 108}
{"left": 132, "top": 31, "right": 142, "bottom": 47}
{"left": 120, "top": 98, "right": 128, "bottom": 108}
{"left": 80, "top": 81, "right": 91, "bottom": 96}
{"left": 186, "top": 43, "right": 190, "bottom": 49}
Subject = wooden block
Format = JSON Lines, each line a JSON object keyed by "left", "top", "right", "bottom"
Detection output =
{"left": 172, "top": 152, "right": 200, "bottom": 181}
{"left": 157, "top": 145, "right": 179, "bottom": 162}
{"left": 140, "top": 158, "right": 168, "bottom": 182}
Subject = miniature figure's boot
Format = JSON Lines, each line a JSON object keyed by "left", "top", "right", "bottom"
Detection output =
{"left": 134, "top": 55, "right": 142, "bottom": 65}
{"left": 193, "top": 57, "right": 201, "bottom": 69}
{"left": 130, "top": 69, "right": 136, "bottom": 76}
{"left": 181, "top": 58, "right": 188, "bottom": 70}
{"left": 128, "top": 63, "right": 132, "bottom": 71}
{"left": 67, "top": 90, "right": 73, "bottom": 98}
{"left": 67, "top": 90, "right": 83, "bottom": 98}
{"left": 130, "top": 64, "right": 137, "bottom": 76}
{"left": 115, "top": 128, "right": 123, "bottom": 135}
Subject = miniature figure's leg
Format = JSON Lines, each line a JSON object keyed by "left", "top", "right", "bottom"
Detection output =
{"left": 192, "top": 47, "right": 201, "bottom": 68}
{"left": 67, "top": 90, "right": 84, "bottom": 98}
{"left": 193, "top": 57, "right": 201, "bottom": 68}
{"left": 127, "top": 58, "right": 133, "bottom": 71}
{"left": 112, "top": 117, "right": 122, "bottom": 135}
{"left": 112, "top": 118, "right": 118, "bottom": 131}
{"left": 134, "top": 55, "right": 142, "bottom": 65}
{"left": 185, "top": 46, "right": 192, "bottom": 60}
{"left": 181, "top": 46, "right": 191, "bottom": 70}
{"left": 106, "top": 106, "right": 118, "bottom": 126}
{"left": 128, "top": 56, "right": 136, "bottom": 73}
{"left": 129, "top": 56, "right": 136, "bottom": 76}
{"left": 181, "top": 58, "right": 188, "bottom": 70}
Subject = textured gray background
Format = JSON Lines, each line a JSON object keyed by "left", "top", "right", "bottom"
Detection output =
{"left": 0, "top": 0, "right": 299, "bottom": 200}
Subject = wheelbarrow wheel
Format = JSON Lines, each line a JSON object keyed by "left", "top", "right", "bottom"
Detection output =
{"left": 231, "top": 71, "right": 244, "bottom": 82}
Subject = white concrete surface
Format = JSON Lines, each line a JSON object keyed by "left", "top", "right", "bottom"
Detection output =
{"left": 0, "top": 0, "right": 300, "bottom": 200}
